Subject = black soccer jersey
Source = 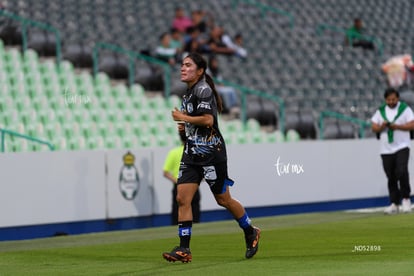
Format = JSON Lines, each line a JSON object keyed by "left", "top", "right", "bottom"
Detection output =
{"left": 180, "top": 76, "right": 227, "bottom": 165}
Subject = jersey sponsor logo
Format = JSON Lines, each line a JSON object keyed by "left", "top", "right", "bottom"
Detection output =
{"left": 186, "top": 103, "right": 194, "bottom": 113}
{"left": 187, "top": 130, "right": 222, "bottom": 156}
{"left": 192, "top": 135, "right": 222, "bottom": 146}
{"left": 203, "top": 165, "right": 217, "bottom": 180}
{"left": 197, "top": 101, "right": 211, "bottom": 110}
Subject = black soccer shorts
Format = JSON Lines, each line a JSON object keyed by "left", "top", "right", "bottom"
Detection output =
{"left": 177, "top": 162, "right": 234, "bottom": 194}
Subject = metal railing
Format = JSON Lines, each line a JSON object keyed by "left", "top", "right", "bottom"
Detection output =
{"left": 232, "top": 0, "right": 294, "bottom": 28}
{"left": 315, "top": 23, "right": 383, "bottom": 57}
{"left": 215, "top": 79, "right": 285, "bottom": 132}
{"left": 0, "top": 9, "right": 62, "bottom": 67}
{"left": 318, "top": 110, "right": 371, "bottom": 139}
{"left": 92, "top": 42, "right": 171, "bottom": 98}
{"left": 0, "top": 128, "right": 55, "bottom": 152}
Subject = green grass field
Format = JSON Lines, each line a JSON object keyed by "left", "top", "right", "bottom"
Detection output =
{"left": 1, "top": 211, "right": 413, "bottom": 275}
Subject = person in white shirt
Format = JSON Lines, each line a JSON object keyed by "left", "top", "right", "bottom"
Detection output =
{"left": 155, "top": 32, "right": 178, "bottom": 66}
{"left": 371, "top": 88, "right": 414, "bottom": 214}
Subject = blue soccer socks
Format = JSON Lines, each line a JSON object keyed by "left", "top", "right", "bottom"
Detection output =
{"left": 237, "top": 213, "right": 254, "bottom": 236}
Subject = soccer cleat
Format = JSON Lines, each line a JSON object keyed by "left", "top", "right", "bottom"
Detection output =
{"left": 384, "top": 203, "right": 398, "bottom": 214}
{"left": 162, "top": 246, "right": 192, "bottom": 263}
{"left": 401, "top": 198, "right": 412, "bottom": 213}
{"left": 245, "top": 226, "right": 261, "bottom": 259}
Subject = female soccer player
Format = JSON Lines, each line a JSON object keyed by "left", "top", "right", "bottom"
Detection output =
{"left": 162, "top": 52, "right": 260, "bottom": 263}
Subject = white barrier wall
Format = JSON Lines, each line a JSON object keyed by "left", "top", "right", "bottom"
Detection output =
{"left": 1, "top": 139, "right": 412, "bottom": 228}
{"left": 0, "top": 150, "right": 106, "bottom": 228}
{"left": 153, "top": 139, "right": 398, "bottom": 213}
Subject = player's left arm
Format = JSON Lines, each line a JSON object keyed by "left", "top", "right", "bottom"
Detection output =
{"left": 172, "top": 108, "right": 213, "bottom": 127}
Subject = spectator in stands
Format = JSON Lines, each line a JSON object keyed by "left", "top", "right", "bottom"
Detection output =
{"left": 191, "top": 9, "right": 214, "bottom": 35}
{"left": 154, "top": 32, "right": 177, "bottom": 66}
{"left": 371, "top": 88, "right": 414, "bottom": 214}
{"left": 345, "top": 18, "right": 375, "bottom": 50}
{"left": 382, "top": 54, "right": 414, "bottom": 89}
{"left": 222, "top": 32, "right": 248, "bottom": 59}
{"left": 182, "top": 26, "right": 209, "bottom": 55}
{"left": 172, "top": 6, "right": 193, "bottom": 34}
{"left": 163, "top": 132, "right": 200, "bottom": 225}
{"left": 170, "top": 27, "right": 184, "bottom": 62}
{"left": 207, "top": 26, "right": 237, "bottom": 56}
{"left": 207, "top": 55, "right": 240, "bottom": 115}
{"left": 0, "top": 2, "right": 20, "bottom": 46}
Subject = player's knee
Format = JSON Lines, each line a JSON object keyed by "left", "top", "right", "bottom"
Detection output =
{"left": 176, "top": 194, "right": 184, "bottom": 206}
{"left": 176, "top": 194, "right": 191, "bottom": 207}
{"left": 215, "top": 196, "right": 230, "bottom": 208}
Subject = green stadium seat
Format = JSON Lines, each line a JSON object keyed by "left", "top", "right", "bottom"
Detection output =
{"left": 23, "top": 49, "right": 39, "bottom": 67}
{"left": 4, "top": 48, "right": 22, "bottom": 68}
{"left": 246, "top": 118, "right": 261, "bottom": 132}
{"left": 137, "top": 134, "right": 151, "bottom": 147}
{"left": 286, "top": 129, "right": 301, "bottom": 142}
{"left": 45, "top": 122, "right": 63, "bottom": 139}
{"left": 85, "top": 135, "right": 105, "bottom": 150}
{"left": 85, "top": 108, "right": 97, "bottom": 123}
{"left": 122, "top": 107, "right": 134, "bottom": 122}
{"left": 94, "top": 80, "right": 112, "bottom": 97}
{"left": 167, "top": 94, "right": 182, "bottom": 108}
{"left": 164, "top": 122, "right": 178, "bottom": 135}
{"left": 80, "top": 121, "right": 97, "bottom": 139}
{"left": 16, "top": 122, "right": 25, "bottom": 134}
{"left": 111, "top": 83, "right": 129, "bottom": 98}
{"left": 24, "top": 71, "right": 42, "bottom": 90}
{"left": 120, "top": 136, "right": 134, "bottom": 149}
{"left": 223, "top": 119, "right": 243, "bottom": 133}
{"left": 19, "top": 139, "right": 29, "bottom": 152}
{"left": 130, "top": 121, "right": 142, "bottom": 137}
{"left": 54, "top": 136, "right": 67, "bottom": 151}
{"left": 155, "top": 134, "right": 169, "bottom": 147}
{"left": 95, "top": 71, "right": 111, "bottom": 84}
{"left": 78, "top": 136, "right": 87, "bottom": 149}
{"left": 266, "top": 130, "right": 285, "bottom": 143}
{"left": 67, "top": 137, "right": 79, "bottom": 150}
{"left": 98, "top": 121, "right": 116, "bottom": 138}
{"left": 250, "top": 131, "right": 265, "bottom": 144}
{"left": 235, "top": 133, "right": 247, "bottom": 144}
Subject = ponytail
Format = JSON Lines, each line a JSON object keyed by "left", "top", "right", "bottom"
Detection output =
{"left": 205, "top": 73, "right": 223, "bottom": 113}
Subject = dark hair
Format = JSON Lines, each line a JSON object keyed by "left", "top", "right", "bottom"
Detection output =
{"left": 384, "top": 87, "right": 399, "bottom": 99}
{"left": 235, "top": 33, "right": 242, "bottom": 39}
{"left": 159, "top": 32, "right": 168, "bottom": 41}
{"left": 179, "top": 130, "right": 187, "bottom": 143}
{"left": 208, "top": 55, "right": 219, "bottom": 77}
{"left": 185, "top": 52, "right": 223, "bottom": 113}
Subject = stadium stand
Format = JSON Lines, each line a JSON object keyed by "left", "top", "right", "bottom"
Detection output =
{"left": 0, "top": 42, "right": 286, "bottom": 151}
{"left": 2, "top": 0, "right": 414, "bottom": 151}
